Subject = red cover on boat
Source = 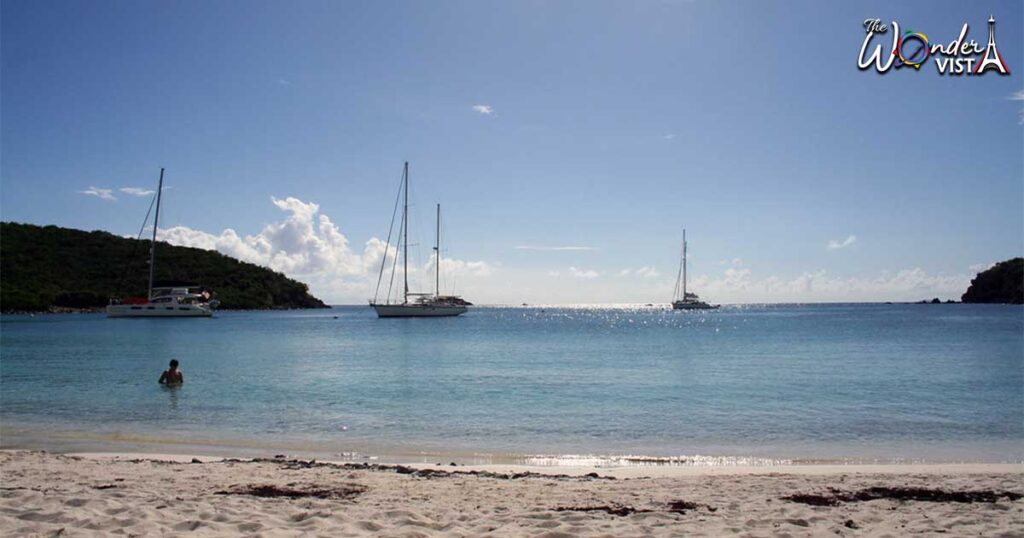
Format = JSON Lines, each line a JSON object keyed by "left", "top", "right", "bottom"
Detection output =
{"left": 122, "top": 297, "right": 149, "bottom": 305}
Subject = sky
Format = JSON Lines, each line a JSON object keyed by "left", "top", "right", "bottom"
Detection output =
{"left": 2, "top": 0, "right": 1022, "bottom": 304}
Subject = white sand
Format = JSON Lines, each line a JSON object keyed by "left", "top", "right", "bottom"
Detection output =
{"left": 1, "top": 450, "right": 1021, "bottom": 536}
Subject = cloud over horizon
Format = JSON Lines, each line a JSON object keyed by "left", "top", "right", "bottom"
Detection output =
{"left": 159, "top": 196, "right": 493, "bottom": 303}
{"left": 119, "top": 187, "right": 155, "bottom": 197}
{"left": 149, "top": 197, "right": 972, "bottom": 305}
{"left": 79, "top": 186, "right": 116, "bottom": 201}
{"left": 567, "top": 266, "right": 599, "bottom": 279}
{"left": 620, "top": 266, "right": 661, "bottom": 278}
{"left": 827, "top": 235, "right": 857, "bottom": 250}
{"left": 689, "top": 266, "right": 968, "bottom": 303}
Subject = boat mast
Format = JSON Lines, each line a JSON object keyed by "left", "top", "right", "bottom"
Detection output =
{"left": 682, "top": 228, "right": 687, "bottom": 299}
{"left": 435, "top": 203, "right": 441, "bottom": 298}
{"left": 403, "top": 162, "right": 409, "bottom": 304}
{"left": 148, "top": 168, "right": 164, "bottom": 300}
{"left": 672, "top": 239, "right": 683, "bottom": 302}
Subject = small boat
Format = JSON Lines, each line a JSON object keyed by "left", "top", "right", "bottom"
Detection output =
{"left": 107, "top": 168, "right": 218, "bottom": 318}
{"left": 369, "top": 162, "right": 468, "bottom": 318}
{"left": 671, "top": 229, "right": 719, "bottom": 311}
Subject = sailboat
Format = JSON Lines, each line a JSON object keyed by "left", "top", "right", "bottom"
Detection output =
{"left": 671, "top": 229, "right": 719, "bottom": 311}
{"left": 369, "top": 162, "right": 469, "bottom": 318}
{"left": 106, "top": 168, "right": 219, "bottom": 318}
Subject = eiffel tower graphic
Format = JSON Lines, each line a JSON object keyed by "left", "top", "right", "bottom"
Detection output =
{"left": 973, "top": 15, "right": 1010, "bottom": 75}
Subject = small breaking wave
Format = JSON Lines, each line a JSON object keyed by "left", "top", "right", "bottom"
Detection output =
{"left": 518, "top": 454, "right": 794, "bottom": 467}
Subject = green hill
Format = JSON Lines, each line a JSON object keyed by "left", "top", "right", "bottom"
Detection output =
{"left": 961, "top": 258, "right": 1023, "bottom": 304}
{"left": 1, "top": 222, "right": 329, "bottom": 311}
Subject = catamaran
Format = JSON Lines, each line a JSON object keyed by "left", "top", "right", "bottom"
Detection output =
{"left": 369, "top": 162, "right": 469, "bottom": 318}
{"left": 106, "top": 168, "right": 219, "bottom": 318}
{"left": 671, "top": 229, "right": 719, "bottom": 311}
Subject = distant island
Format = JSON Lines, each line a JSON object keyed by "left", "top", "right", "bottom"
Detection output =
{"left": 1, "top": 222, "right": 328, "bottom": 312}
{"left": 961, "top": 258, "right": 1023, "bottom": 304}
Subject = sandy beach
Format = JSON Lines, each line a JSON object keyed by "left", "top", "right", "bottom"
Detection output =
{"left": 1, "top": 451, "right": 1020, "bottom": 537}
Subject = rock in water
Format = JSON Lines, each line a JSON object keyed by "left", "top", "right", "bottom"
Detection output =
{"left": 961, "top": 258, "right": 1023, "bottom": 304}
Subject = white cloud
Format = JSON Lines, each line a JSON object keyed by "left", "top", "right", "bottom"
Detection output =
{"left": 969, "top": 262, "right": 995, "bottom": 273}
{"left": 621, "top": 266, "right": 660, "bottom": 278}
{"left": 568, "top": 266, "right": 599, "bottom": 279}
{"left": 1010, "top": 89, "right": 1024, "bottom": 124}
{"left": 519, "top": 263, "right": 972, "bottom": 304}
{"left": 689, "top": 266, "right": 969, "bottom": 303}
{"left": 515, "top": 245, "right": 597, "bottom": 251}
{"left": 143, "top": 196, "right": 978, "bottom": 305}
{"left": 158, "top": 196, "right": 491, "bottom": 303}
{"left": 663, "top": 133, "right": 676, "bottom": 140}
{"left": 425, "top": 253, "right": 494, "bottom": 278}
{"left": 471, "top": 104, "right": 494, "bottom": 115}
{"left": 119, "top": 187, "right": 155, "bottom": 197}
{"left": 278, "top": 78, "right": 292, "bottom": 86}
{"left": 826, "top": 235, "right": 857, "bottom": 250}
{"left": 79, "top": 186, "right": 116, "bottom": 201}
{"left": 635, "top": 266, "right": 660, "bottom": 278}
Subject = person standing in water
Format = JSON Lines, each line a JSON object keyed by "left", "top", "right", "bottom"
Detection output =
{"left": 159, "top": 359, "right": 183, "bottom": 385}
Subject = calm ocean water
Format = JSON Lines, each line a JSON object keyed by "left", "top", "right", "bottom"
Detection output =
{"left": 1, "top": 304, "right": 1022, "bottom": 465}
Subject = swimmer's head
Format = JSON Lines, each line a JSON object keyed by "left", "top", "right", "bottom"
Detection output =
{"left": 169, "top": 359, "right": 179, "bottom": 369}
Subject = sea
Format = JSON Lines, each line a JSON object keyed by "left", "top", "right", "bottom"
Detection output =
{"left": 1, "top": 304, "right": 1022, "bottom": 467}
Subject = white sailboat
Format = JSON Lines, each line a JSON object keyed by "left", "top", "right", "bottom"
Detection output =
{"left": 671, "top": 229, "right": 719, "bottom": 311}
{"left": 370, "top": 162, "right": 469, "bottom": 318}
{"left": 106, "top": 168, "right": 218, "bottom": 318}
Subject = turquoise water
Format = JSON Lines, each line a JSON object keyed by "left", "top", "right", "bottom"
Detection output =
{"left": 1, "top": 304, "right": 1022, "bottom": 464}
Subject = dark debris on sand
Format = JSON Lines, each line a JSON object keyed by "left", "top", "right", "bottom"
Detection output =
{"left": 783, "top": 487, "right": 1023, "bottom": 506}
{"left": 667, "top": 500, "right": 717, "bottom": 513}
{"left": 355, "top": 462, "right": 616, "bottom": 481}
{"left": 215, "top": 483, "right": 366, "bottom": 500}
{"left": 554, "top": 500, "right": 717, "bottom": 517}
{"left": 555, "top": 504, "right": 652, "bottom": 517}
{"left": 235, "top": 457, "right": 617, "bottom": 481}
{"left": 785, "top": 493, "right": 841, "bottom": 507}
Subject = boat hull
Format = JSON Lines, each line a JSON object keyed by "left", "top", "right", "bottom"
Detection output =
{"left": 672, "top": 301, "right": 719, "bottom": 311}
{"left": 371, "top": 304, "right": 467, "bottom": 318}
{"left": 106, "top": 304, "right": 214, "bottom": 318}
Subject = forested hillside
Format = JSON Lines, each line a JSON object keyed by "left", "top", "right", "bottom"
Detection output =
{"left": 961, "top": 258, "right": 1023, "bottom": 304}
{"left": 1, "top": 222, "right": 328, "bottom": 311}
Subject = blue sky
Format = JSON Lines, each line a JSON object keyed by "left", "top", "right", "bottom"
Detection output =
{"left": 2, "top": 0, "right": 1022, "bottom": 304}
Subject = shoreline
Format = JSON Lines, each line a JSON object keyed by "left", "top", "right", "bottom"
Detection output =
{"left": 1, "top": 450, "right": 1020, "bottom": 536}
{"left": 5, "top": 423, "right": 1023, "bottom": 469}
{"left": 5, "top": 436, "right": 1023, "bottom": 471}
{"left": 52, "top": 451, "right": 1024, "bottom": 478}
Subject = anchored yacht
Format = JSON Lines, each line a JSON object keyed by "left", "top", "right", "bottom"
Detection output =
{"left": 369, "top": 162, "right": 469, "bottom": 318}
{"left": 106, "top": 168, "right": 218, "bottom": 318}
{"left": 107, "top": 283, "right": 217, "bottom": 317}
{"left": 671, "top": 229, "right": 719, "bottom": 311}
